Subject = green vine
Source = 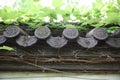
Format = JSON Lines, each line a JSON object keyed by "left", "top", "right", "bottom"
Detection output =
{"left": 0, "top": 0, "right": 119, "bottom": 32}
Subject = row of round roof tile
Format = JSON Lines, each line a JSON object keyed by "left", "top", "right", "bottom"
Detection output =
{"left": 0, "top": 26, "right": 120, "bottom": 48}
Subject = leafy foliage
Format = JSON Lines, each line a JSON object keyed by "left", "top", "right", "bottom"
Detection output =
{"left": 105, "top": 26, "right": 120, "bottom": 33}
{"left": 0, "top": 0, "right": 120, "bottom": 32}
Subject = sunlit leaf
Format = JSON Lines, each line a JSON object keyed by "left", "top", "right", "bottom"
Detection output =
{"left": 0, "top": 46, "right": 14, "bottom": 51}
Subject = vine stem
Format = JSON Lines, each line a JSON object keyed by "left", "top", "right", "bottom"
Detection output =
{"left": 2, "top": 56, "right": 108, "bottom": 80}
{"left": 9, "top": 56, "right": 71, "bottom": 73}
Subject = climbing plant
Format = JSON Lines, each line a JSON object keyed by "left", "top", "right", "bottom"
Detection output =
{"left": 0, "top": 0, "right": 120, "bottom": 32}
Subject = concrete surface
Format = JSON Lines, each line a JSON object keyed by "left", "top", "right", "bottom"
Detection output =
{"left": 0, "top": 72, "right": 120, "bottom": 80}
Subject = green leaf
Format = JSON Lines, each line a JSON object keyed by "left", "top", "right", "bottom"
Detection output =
{"left": 104, "top": 12, "right": 120, "bottom": 24}
{"left": 91, "top": 22, "right": 104, "bottom": 28}
{"left": 52, "top": 0, "right": 63, "bottom": 8}
{"left": 105, "top": 26, "right": 120, "bottom": 33}
{"left": 0, "top": 46, "right": 14, "bottom": 51}
{"left": 76, "top": 25, "right": 88, "bottom": 30}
